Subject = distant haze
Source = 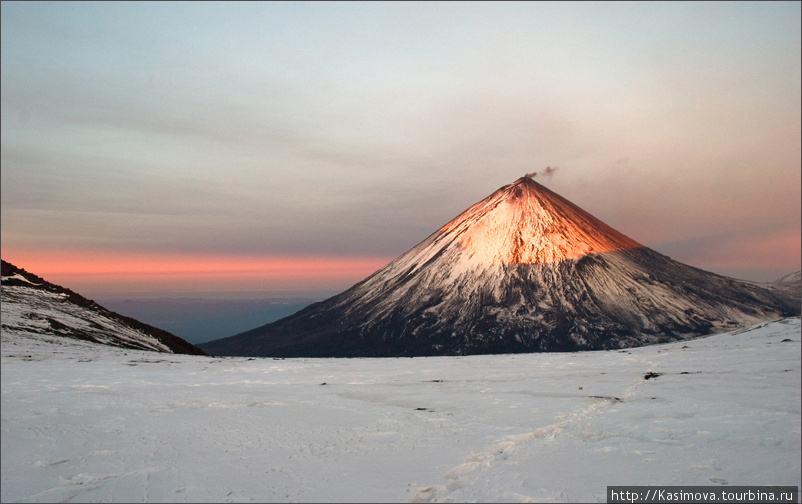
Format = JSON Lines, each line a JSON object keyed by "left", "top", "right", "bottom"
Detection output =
{"left": 2, "top": 2, "right": 799, "bottom": 298}
{"left": 101, "top": 297, "right": 318, "bottom": 345}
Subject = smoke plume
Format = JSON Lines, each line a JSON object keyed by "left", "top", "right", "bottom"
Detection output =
{"left": 525, "top": 166, "right": 559, "bottom": 179}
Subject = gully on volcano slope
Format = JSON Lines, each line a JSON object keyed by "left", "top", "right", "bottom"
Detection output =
{"left": 200, "top": 176, "right": 800, "bottom": 358}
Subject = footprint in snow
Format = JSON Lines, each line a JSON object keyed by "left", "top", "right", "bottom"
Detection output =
{"left": 34, "top": 459, "right": 71, "bottom": 468}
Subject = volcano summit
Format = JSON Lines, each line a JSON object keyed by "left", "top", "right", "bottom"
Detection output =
{"left": 201, "top": 177, "right": 799, "bottom": 357}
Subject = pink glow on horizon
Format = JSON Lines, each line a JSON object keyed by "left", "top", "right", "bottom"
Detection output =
{"left": 1, "top": 249, "right": 394, "bottom": 295}
{"left": 673, "top": 231, "right": 801, "bottom": 280}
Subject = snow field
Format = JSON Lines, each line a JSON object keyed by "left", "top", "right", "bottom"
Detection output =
{"left": 2, "top": 318, "right": 800, "bottom": 502}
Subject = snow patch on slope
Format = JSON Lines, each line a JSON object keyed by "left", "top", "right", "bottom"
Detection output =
{"left": 4, "top": 273, "right": 42, "bottom": 285}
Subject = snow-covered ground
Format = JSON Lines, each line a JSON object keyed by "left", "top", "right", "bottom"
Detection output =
{"left": 2, "top": 318, "right": 800, "bottom": 503}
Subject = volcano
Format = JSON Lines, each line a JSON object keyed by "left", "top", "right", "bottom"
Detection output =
{"left": 200, "top": 177, "right": 799, "bottom": 357}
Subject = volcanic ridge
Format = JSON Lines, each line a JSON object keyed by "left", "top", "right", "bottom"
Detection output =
{"left": 1, "top": 260, "right": 206, "bottom": 355}
{"left": 200, "top": 177, "right": 800, "bottom": 357}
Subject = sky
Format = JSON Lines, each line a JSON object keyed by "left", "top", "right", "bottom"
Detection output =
{"left": 2, "top": 1, "right": 800, "bottom": 298}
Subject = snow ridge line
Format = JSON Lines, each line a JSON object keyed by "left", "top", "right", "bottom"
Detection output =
{"left": 411, "top": 375, "right": 649, "bottom": 503}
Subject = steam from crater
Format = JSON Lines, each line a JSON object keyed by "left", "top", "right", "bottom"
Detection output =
{"left": 525, "top": 166, "right": 559, "bottom": 179}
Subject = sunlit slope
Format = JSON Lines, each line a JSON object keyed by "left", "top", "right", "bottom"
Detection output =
{"left": 442, "top": 176, "right": 641, "bottom": 264}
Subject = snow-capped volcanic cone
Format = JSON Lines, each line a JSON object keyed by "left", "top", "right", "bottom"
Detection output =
{"left": 200, "top": 177, "right": 800, "bottom": 357}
